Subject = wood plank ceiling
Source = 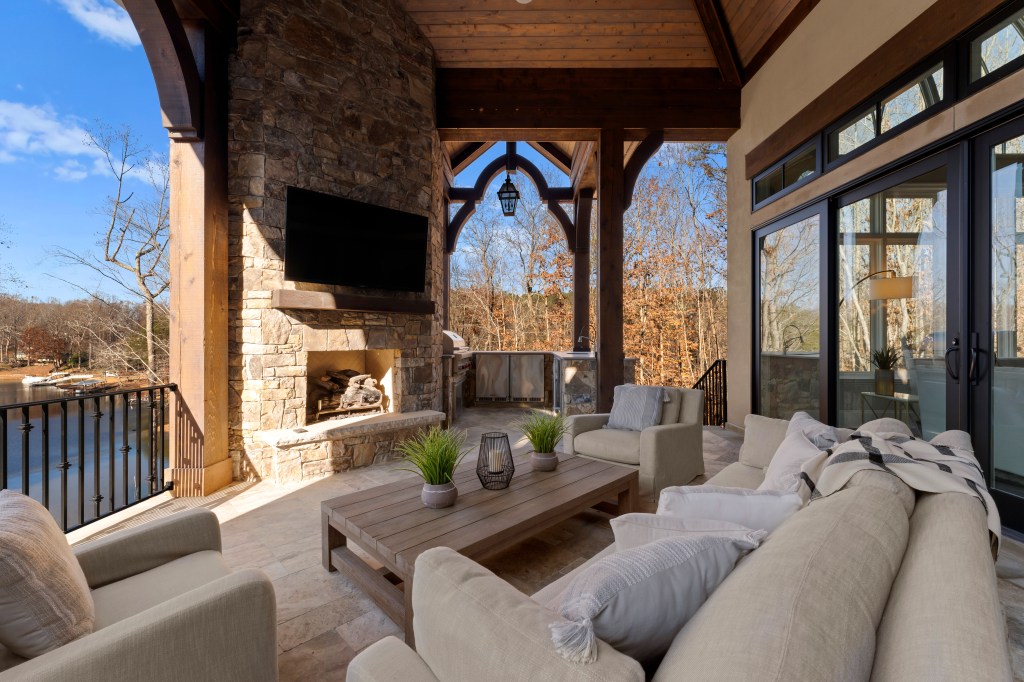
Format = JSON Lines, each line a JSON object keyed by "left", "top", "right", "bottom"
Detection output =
{"left": 401, "top": 0, "right": 716, "bottom": 69}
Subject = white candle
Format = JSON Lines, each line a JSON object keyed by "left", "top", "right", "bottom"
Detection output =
{"left": 488, "top": 448, "right": 503, "bottom": 473}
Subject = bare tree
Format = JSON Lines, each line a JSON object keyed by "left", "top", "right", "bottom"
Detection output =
{"left": 53, "top": 124, "right": 170, "bottom": 381}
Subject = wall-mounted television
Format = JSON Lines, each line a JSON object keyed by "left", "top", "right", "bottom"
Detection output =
{"left": 284, "top": 186, "right": 429, "bottom": 293}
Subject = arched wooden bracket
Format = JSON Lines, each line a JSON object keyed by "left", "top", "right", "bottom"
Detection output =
{"left": 446, "top": 153, "right": 575, "bottom": 254}
{"left": 623, "top": 131, "right": 665, "bottom": 211}
{"left": 123, "top": 0, "right": 203, "bottom": 141}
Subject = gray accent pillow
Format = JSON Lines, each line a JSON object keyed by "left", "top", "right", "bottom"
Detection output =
{"left": 788, "top": 411, "right": 840, "bottom": 449}
{"left": 0, "top": 491, "right": 94, "bottom": 657}
{"left": 550, "top": 531, "right": 765, "bottom": 665}
{"left": 606, "top": 385, "right": 665, "bottom": 431}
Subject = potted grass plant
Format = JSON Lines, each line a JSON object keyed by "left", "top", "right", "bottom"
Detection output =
{"left": 396, "top": 426, "right": 468, "bottom": 508}
{"left": 518, "top": 410, "right": 567, "bottom": 472}
{"left": 872, "top": 345, "right": 900, "bottom": 397}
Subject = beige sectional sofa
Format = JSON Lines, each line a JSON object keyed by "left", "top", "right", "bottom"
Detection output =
{"left": 347, "top": 414, "right": 1012, "bottom": 681}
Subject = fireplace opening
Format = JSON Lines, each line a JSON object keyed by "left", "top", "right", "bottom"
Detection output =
{"left": 306, "top": 350, "right": 397, "bottom": 424}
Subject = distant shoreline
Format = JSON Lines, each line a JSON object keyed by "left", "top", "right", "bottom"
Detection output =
{"left": 0, "top": 365, "right": 50, "bottom": 383}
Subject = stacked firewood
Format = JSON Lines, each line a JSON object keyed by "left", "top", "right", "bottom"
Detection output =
{"left": 312, "top": 369, "right": 384, "bottom": 417}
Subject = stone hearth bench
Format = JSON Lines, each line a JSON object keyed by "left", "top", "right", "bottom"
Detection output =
{"left": 255, "top": 410, "right": 444, "bottom": 483}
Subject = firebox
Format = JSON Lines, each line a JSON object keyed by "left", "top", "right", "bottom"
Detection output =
{"left": 306, "top": 350, "right": 397, "bottom": 424}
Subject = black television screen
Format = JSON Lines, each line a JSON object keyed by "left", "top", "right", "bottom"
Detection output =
{"left": 284, "top": 186, "right": 429, "bottom": 293}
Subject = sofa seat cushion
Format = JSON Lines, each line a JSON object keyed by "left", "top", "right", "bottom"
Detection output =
{"left": 653, "top": 473, "right": 912, "bottom": 682}
{"left": 705, "top": 462, "right": 765, "bottom": 489}
{"left": 574, "top": 429, "right": 641, "bottom": 465}
{"left": 871, "top": 493, "right": 1011, "bottom": 681}
{"left": 91, "top": 550, "right": 231, "bottom": 629}
{"left": 0, "top": 491, "right": 95, "bottom": 658}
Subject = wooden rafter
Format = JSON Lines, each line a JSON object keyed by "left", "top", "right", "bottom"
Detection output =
{"left": 531, "top": 142, "right": 573, "bottom": 174}
{"left": 692, "top": 0, "right": 742, "bottom": 86}
{"left": 742, "top": 0, "right": 822, "bottom": 83}
{"left": 449, "top": 142, "right": 493, "bottom": 175}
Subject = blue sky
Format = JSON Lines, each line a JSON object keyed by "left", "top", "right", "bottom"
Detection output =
{"left": 0, "top": 0, "right": 164, "bottom": 301}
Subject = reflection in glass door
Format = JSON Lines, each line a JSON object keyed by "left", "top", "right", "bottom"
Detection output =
{"left": 836, "top": 167, "right": 949, "bottom": 434}
{"left": 986, "top": 132, "right": 1024, "bottom": 500}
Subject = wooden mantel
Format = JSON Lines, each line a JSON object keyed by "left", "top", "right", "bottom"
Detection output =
{"left": 271, "top": 289, "right": 436, "bottom": 315}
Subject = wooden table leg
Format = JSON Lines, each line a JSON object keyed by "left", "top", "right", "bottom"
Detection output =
{"left": 618, "top": 475, "right": 639, "bottom": 514}
{"left": 322, "top": 510, "right": 344, "bottom": 572}
{"left": 404, "top": 573, "right": 415, "bottom": 648}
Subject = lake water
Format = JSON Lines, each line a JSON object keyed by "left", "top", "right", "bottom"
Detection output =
{"left": 0, "top": 378, "right": 166, "bottom": 530}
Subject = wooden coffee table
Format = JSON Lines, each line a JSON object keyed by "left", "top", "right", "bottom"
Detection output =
{"left": 321, "top": 453, "right": 638, "bottom": 643}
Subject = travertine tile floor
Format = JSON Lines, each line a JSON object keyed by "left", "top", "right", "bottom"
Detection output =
{"left": 73, "top": 408, "right": 1024, "bottom": 681}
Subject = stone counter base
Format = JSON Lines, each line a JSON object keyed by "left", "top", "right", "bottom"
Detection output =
{"left": 252, "top": 410, "right": 445, "bottom": 484}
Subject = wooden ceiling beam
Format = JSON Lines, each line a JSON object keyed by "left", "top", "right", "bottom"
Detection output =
{"left": 437, "top": 68, "right": 739, "bottom": 132}
{"left": 449, "top": 142, "right": 493, "bottom": 175}
{"left": 570, "top": 141, "right": 595, "bottom": 191}
{"left": 692, "top": 0, "right": 742, "bottom": 86}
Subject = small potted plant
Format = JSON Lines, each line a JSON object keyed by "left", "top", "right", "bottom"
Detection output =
{"left": 396, "top": 426, "right": 468, "bottom": 509}
{"left": 517, "top": 411, "right": 567, "bottom": 472}
{"left": 872, "top": 346, "right": 900, "bottom": 397}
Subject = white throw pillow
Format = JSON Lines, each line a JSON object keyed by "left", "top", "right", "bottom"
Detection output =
{"left": 758, "top": 431, "right": 823, "bottom": 494}
{"left": 788, "top": 411, "right": 840, "bottom": 449}
{"left": 658, "top": 485, "right": 803, "bottom": 533}
{"left": 550, "top": 532, "right": 765, "bottom": 665}
{"left": 610, "top": 513, "right": 754, "bottom": 552}
{"left": 0, "top": 491, "right": 94, "bottom": 657}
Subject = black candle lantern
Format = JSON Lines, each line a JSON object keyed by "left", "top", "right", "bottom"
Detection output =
{"left": 497, "top": 174, "right": 520, "bottom": 217}
{"left": 477, "top": 432, "right": 514, "bottom": 490}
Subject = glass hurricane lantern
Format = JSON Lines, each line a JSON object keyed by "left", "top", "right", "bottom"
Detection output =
{"left": 476, "top": 432, "right": 514, "bottom": 490}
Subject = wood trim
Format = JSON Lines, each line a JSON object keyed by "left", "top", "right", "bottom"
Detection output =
{"left": 449, "top": 142, "right": 491, "bottom": 175}
{"left": 271, "top": 290, "right": 436, "bottom": 315}
{"left": 623, "top": 131, "right": 665, "bottom": 210}
{"left": 437, "top": 68, "right": 739, "bottom": 132}
{"left": 742, "top": 0, "right": 822, "bottom": 83}
{"left": 744, "top": 0, "right": 1005, "bottom": 179}
{"left": 693, "top": 0, "right": 742, "bottom": 86}
{"left": 597, "top": 129, "right": 625, "bottom": 412}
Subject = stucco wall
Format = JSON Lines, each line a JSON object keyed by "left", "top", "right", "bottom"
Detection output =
{"left": 726, "top": 0, "right": 1024, "bottom": 428}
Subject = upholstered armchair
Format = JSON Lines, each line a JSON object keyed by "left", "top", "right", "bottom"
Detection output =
{"left": 0, "top": 509, "right": 278, "bottom": 682}
{"left": 565, "top": 386, "right": 705, "bottom": 497}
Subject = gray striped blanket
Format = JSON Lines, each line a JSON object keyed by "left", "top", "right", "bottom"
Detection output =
{"left": 798, "top": 429, "right": 1000, "bottom": 557}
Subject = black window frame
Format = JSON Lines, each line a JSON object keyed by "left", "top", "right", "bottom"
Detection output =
{"left": 751, "top": 141, "right": 822, "bottom": 211}
{"left": 824, "top": 48, "right": 955, "bottom": 170}
{"left": 961, "top": 0, "right": 1024, "bottom": 96}
{"left": 752, "top": 200, "right": 832, "bottom": 423}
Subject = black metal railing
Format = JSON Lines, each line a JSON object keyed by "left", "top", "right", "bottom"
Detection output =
{"left": 0, "top": 384, "right": 176, "bottom": 532}
{"left": 693, "top": 360, "right": 727, "bottom": 427}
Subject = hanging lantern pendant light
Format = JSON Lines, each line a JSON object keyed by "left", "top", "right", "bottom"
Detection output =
{"left": 497, "top": 173, "right": 520, "bottom": 217}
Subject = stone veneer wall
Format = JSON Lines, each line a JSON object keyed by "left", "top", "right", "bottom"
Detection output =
{"left": 226, "top": 0, "right": 444, "bottom": 481}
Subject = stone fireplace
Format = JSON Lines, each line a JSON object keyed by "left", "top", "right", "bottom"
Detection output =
{"left": 225, "top": 0, "right": 446, "bottom": 484}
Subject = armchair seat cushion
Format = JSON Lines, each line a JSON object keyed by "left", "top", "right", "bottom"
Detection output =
{"left": 92, "top": 550, "right": 231, "bottom": 629}
{"left": 573, "top": 429, "right": 641, "bottom": 465}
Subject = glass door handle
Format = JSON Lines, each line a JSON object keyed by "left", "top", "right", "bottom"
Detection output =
{"left": 945, "top": 338, "right": 960, "bottom": 382}
{"left": 969, "top": 332, "right": 981, "bottom": 386}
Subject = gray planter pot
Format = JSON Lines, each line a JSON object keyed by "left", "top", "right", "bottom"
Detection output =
{"left": 421, "top": 482, "right": 458, "bottom": 509}
{"left": 531, "top": 452, "right": 559, "bottom": 472}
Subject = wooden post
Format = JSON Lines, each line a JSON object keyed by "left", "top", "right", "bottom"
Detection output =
{"left": 166, "top": 22, "right": 232, "bottom": 496}
{"left": 597, "top": 129, "right": 624, "bottom": 412}
{"left": 573, "top": 189, "right": 594, "bottom": 351}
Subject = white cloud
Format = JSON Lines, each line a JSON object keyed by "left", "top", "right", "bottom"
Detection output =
{"left": 54, "top": 160, "right": 89, "bottom": 182}
{"left": 55, "top": 0, "right": 140, "bottom": 48}
{"left": 0, "top": 100, "right": 96, "bottom": 161}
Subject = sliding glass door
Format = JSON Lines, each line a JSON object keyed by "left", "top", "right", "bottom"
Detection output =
{"left": 973, "top": 119, "right": 1024, "bottom": 521}
{"left": 834, "top": 157, "right": 959, "bottom": 435}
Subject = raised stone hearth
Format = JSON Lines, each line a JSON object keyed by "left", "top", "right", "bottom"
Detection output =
{"left": 257, "top": 410, "right": 444, "bottom": 483}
